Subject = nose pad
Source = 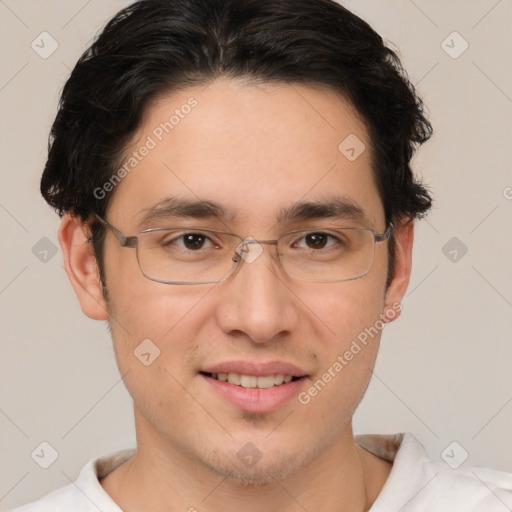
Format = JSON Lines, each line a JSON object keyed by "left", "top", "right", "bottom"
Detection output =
{"left": 235, "top": 237, "right": 265, "bottom": 264}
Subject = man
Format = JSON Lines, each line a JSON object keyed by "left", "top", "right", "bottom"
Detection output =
{"left": 12, "top": 0, "right": 511, "bottom": 510}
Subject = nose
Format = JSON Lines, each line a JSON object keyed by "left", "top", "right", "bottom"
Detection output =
{"left": 215, "top": 240, "right": 300, "bottom": 344}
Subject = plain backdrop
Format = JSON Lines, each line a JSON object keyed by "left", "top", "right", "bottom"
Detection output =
{"left": 1, "top": 0, "right": 511, "bottom": 509}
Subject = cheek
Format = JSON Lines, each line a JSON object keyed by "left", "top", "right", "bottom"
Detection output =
{"left": 308, "top": 274, "right": 386, "bottom": 346}
{"left": 299, "top": 279, "right": 385, "bottom": 406}
{"left": 105, "top": 277, "right": 212, "bottom": 375}
{"left": 106, "top": 286, "right": 206, "bottom": 422}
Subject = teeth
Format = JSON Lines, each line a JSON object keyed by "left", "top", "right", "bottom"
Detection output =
{"left": 274, "top": 374, "right": 284, "bottom": 385}
{"left": 257, "top": 375, "right": 276, "bottom": 389}
{"left": 240, "top": 375, "right": 258, "bottom": 388}
{"left": 210, "top": 372, "right": 298, "bottom": 388}
{"left": 227, "top": 373, "right": 241, "bottom": 385}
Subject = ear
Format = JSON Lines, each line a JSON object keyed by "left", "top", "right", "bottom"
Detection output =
{"left": 58, "top": 214, "right": 109, "bottom": 320}
{"left": 382, "top": 218, "right": 414, "bottom": 323}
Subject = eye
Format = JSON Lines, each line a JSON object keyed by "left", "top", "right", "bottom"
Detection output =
{"left": 163, "top": 232, "right": 216, "bottom": 251}
{"left": 294, "top": 232, "right": 339, "bottom": 250}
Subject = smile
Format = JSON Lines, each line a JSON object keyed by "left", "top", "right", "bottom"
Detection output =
{"left": 201, "top": 371, "right": 301, "bottom": 389}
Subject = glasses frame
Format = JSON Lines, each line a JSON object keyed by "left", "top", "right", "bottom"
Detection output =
{"left": 93, "top": 213, "right": 393, "bottom": 285}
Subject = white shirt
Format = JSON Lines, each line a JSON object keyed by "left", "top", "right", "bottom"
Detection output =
{"left": 9, "top": 432, "right": 512, "bottom": 511}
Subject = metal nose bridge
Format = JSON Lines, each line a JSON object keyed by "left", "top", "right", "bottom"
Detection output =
{"left": 232, "top": 237, "right": 279, "bottom": 262}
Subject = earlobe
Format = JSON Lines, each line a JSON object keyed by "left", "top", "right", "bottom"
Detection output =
{"left": 58, "top": 214, "right": 109, "bottom": 320}
{"left": 383, "top": 218, "right": 414, "bottom": 324}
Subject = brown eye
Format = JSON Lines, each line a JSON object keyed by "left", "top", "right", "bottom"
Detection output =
{"left": 160, "top": 232, "right": 215, "bottom": 251}
{"left": 294, "top": 232, "right": 338, "bottom": 250}
{"left": 182, "top": 233, "right": 208, "bottom": 250}
{"left": 304, "top": 233, "right": 329, "bottom": 249}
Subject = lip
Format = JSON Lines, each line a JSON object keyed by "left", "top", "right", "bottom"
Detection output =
{"left": 201, "top": 360, "right": 307, "bottom": 377}
{"left": 200, "top": 373, "right": 308, "bottom": 414}
{"left": 199, "top": 360, "right": 309, "bottom": 414}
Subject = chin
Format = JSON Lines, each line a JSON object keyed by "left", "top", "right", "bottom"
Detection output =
{"left": 199, "top": 438, "right": 324, "bottom": 487}
{"left": 208, "top": 456, "right": 307, "bottom": 487}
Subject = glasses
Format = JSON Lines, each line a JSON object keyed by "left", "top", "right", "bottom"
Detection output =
{"left": 93, "top": 214, "right": 393, "bottom": 285}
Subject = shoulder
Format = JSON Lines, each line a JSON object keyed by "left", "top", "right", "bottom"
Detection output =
{"left": 7, "top": 449, "right": 134, "bottom": 512}
{"left": 416, "top": 461, "right": 512, "bottom": 511}
{"left": 357, "top": 432, "right": 512, "bottom": 511}
{"left": 398, "top": 433, "right": 512, "bottom": 511}
{"left": 7, "top": 483, "right": 91, "bottom": 512}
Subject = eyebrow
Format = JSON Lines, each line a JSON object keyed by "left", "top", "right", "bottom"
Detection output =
{"left": 137, "top": 195, "right": 369, "bottom": 229}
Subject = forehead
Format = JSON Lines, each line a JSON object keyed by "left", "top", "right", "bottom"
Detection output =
{"left": 108, "top": 78, "right": 384, "bottom": 230}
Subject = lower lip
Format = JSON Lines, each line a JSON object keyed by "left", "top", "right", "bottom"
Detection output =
{"left": 200, "top": 374, "right": 307, "bottom": 414}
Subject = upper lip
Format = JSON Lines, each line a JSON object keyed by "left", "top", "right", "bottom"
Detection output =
{"left": 201, "top": 360, "right": 308, "bottom": 377}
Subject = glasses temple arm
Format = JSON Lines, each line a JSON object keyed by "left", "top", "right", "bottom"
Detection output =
{"left": 374, "top": 221, "right": 394, "bottom": 242}
{"left": 93, "top": 213, "right": 138, "bottom": 248}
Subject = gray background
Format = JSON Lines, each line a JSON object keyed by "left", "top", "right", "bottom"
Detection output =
{"left": 1, "top": 0, "right": 511, "bottom": 509}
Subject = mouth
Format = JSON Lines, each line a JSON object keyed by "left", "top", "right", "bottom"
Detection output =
{"left": 199, "top": 366, "right": 309, "bottom": 413}
{"left": 199, "top": 371, "right": 304, "bottom": 389}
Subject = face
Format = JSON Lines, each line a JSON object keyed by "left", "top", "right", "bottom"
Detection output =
{"left": 66, "top": 78, "right": 411, "bottom": 484}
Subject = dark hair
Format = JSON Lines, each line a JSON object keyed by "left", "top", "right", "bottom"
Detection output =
{"left": 41, "top": 0, "right": 432, "bottom": 289}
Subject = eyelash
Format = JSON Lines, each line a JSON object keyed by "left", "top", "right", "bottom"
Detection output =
{"left": 164, "top": 231, "right": 342, "bottom": 251}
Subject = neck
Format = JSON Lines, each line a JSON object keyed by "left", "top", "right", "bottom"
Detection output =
{"left": 100, "top": 409, "right": 391, "bottom": 512}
